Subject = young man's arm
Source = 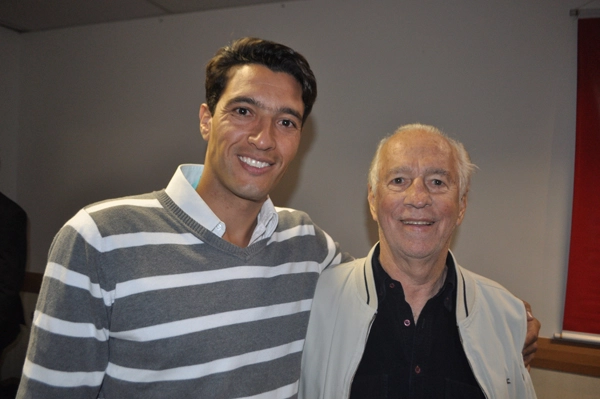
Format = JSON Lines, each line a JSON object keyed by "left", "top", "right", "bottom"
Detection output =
{"left": 522, "top": 300, "right": 541, "bottom": 369}
{"left": 17, "top": 210, "right": 110, "bottom": 399}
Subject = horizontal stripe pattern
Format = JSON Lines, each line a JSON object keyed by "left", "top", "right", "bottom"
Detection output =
{"left": 33, "top": 311, "right": 109, "bottom": 341}
{"left": 111, "top": 299, "right": 312, "bottom": 341}
{"left": 106, "top": 340, "right": 304, "bottom": 383}
{"left": 114, "top": 262, "right": 321, "bottom": 299}
{"left": 268, "top": 224, "right": 315, "bottom": 244}
{"left": 45, "top": 260, "right": 321, "bottom": 305}
{"left": 102, "top": 231, "right": 202, "bottom": 251}
{"left": 44, "top": 262, "right": 110, "bottom": 304}
{"left": 19, "top": 189, "right": 345, "bottom": 398}
{"left": 236, "top": 382, "right": 298, "bottom": 399}
{"left": 87, "top": 198, "right": 162, "bottom": 213}
{"left": 321, "top": 230, "right": 342, "bottom": 273}
{"left": 22, "top": 359, "right": 105, "bottom": 388}
{"left": 67, "top": 209, "right": 203, "bottom": 253}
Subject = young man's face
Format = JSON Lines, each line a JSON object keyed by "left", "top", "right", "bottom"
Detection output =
{"left": 199, "top": 64, "right": 304, "bottom": 204}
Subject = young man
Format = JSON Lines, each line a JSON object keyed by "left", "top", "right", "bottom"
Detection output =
{"left": 300, "top": 124, "right": 537, "bottom": 398}
{"left": 17, "top": 38, "right": 347, "bottom": 399}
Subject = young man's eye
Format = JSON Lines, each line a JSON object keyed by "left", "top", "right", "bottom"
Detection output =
{"left": 281, "top": 119, "right": 297, "bottom": 128}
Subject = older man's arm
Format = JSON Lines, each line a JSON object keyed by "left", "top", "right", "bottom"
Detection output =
{"left": 522, "top": 300, "right": 541, "bottom": 370}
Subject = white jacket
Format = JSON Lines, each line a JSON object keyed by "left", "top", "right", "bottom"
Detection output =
{"left": 300, "top": 244, "right": 537, "bottom": 399}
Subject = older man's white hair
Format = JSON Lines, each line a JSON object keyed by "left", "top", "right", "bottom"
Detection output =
{"left": 368, "top": 123, "right": 477, "bottom": 199}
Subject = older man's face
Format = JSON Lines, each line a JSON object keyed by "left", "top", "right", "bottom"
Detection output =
{"left": 368, "top": 130, "right": 467, "bottom": 264}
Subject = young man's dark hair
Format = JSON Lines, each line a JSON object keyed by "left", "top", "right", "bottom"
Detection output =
{"left": 205, "top": 37, "right": 317, "bottom": 125}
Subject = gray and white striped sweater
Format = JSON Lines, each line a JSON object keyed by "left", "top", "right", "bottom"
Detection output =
{"left": 18, "top": 189, "right": 345, "bottom": 398}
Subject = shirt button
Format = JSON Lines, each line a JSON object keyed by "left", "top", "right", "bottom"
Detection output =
{"left": 404, "top": 319, "right": 411, "bottom": 327}
{"left": 415, "top": 365, "right": 421, "bottom": 374}
{"left": 389, "top": 282, "right": 395, "bottom": 289}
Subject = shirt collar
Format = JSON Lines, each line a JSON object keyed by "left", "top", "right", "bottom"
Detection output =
{"left": 165, "top": 164, "right": 279, "bottom": 244}
{"left": 372, "top": 246, "right": 457, "bottom": 312}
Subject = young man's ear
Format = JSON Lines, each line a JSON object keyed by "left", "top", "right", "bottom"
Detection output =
{"left": 199, "top": 104, "right": 212, "bottom": 140}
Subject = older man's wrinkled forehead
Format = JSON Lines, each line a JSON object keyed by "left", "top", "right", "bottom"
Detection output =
{"left": 384, "top": 129, "right": 456, "bottom": 164}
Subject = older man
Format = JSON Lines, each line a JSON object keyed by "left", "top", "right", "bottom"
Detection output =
{"left": 300, "top": 124, "right": 537, "bottom": 398}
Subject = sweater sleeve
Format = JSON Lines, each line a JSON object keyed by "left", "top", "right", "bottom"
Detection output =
{"left": 312, "top": 222, "right": 353, "bottom": 271}
{"left": 17, "top": 209, "right": 111, "bottom": 399}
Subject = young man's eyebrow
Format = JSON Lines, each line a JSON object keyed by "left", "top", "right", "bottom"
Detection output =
{"left": 226, "top": 96, "right": 303, "bottom": 122}
{"left": 225, "top": 96, "right": 258, "bottom": 108}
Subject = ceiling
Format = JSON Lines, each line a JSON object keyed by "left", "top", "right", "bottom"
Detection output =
{"left": 0, "top": 0, "right": 289, "bottom": 33}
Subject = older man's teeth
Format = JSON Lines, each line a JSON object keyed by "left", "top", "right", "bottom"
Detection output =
{"left": 403, "top": 221, "right": 433, "bottom": 225}
{"left": 239, "top": 156, "right": 269, "bottom": 168}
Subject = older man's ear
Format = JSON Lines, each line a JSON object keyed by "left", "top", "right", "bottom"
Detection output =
{"left": 367, "top": 185, "right": 378, "bottom": 222}
{"left": 456, "top": 193, "right": 468, "bottom": 227}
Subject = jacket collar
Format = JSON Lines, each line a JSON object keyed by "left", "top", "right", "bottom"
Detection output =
{"left": 355, "top": 244, "right": 380, "bottom": 309}
{"left": 453, "top": 251, "right": 476, "bottom": 322}
{"left": 357, "top": 243, "right": 476, "bottom": 321}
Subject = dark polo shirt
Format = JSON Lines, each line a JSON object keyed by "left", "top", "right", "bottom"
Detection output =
{"left": 350, "top": 246, "right": 485, "bottom": 399}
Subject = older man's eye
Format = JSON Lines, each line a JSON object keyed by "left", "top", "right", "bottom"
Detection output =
{"left": 387, "top": 177, "right": 408, "bottom": 192}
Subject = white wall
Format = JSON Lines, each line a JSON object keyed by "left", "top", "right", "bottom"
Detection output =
{"left": 9, "top": 0, "right": 581, "bottom": 340}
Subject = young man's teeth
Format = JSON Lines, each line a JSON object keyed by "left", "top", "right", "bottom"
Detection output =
{"left": 239, "top": 156, "right": 269, "bottom": 168}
